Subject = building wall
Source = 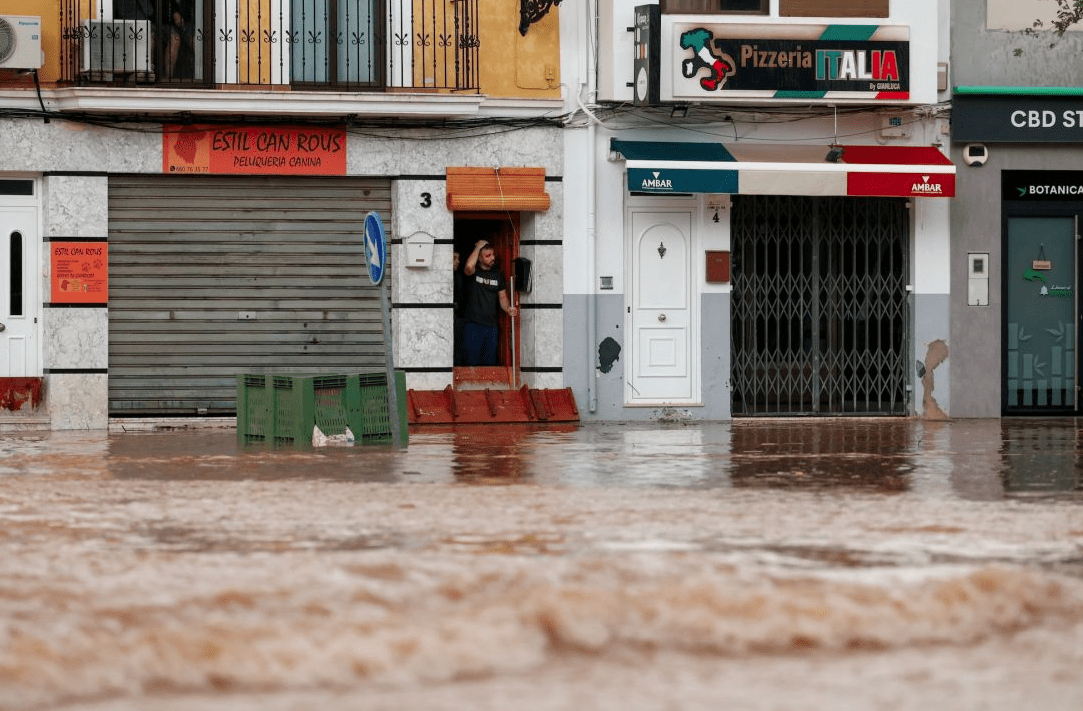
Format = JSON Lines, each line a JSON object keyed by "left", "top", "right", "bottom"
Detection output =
{"left": 563, "top": 125, "right": 737, "bottom": 421}
{"left": 947, "top": 143, "right": 1083, "bottom": 417}
{"left": 949, "top": 0, "right": 1083, "bottom": 416}
{"left": 952, "top": 0, "right": 1083, "bottom": 88}
{"left": 7, "top": 0, "right": 561, "bottom": 98}
{"left": 913, "top": 196, "right": 953, "bottom": 418}
{"left": 479, "top": 0, "right": 562, "bottom": 98}
{"left": 562, "top": 294, "right": 734, "bottom": 423}
{"left": 0, "top": 118, "right": 563, "bottom": 428}
{"left": 599, "top": 0, "right": 948, "bottom": 105}
{"left": 3, "top": 0, "right": 60, "bottom": 83}
{"left": 562, "top": 113, "right": 951, "bottom": 420}
{"left": 562, "top": 0, "right": 954, "bottom": 421}
{"left": 42, "top": 175, "right": 110, "bottom": 429}
{"left": 948, "top": 143, "right": 1003, "bottom": 418}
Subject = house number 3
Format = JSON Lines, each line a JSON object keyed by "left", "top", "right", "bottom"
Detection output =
{"left": 420, "top": 192, "right": 432, "bottom": 208}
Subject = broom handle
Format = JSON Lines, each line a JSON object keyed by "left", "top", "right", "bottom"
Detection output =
{"left": 510, "top": 275, "right": 517, "bottom": 388}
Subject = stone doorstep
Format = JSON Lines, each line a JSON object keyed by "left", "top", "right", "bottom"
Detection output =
{"left": 108, "top": 417, "right": 238, "bottom": 433}
{"left": 454, "top": 366, "right": 516, "bottom": 391}
{"left": 0, "top": 415, "right": 51, "bottom": 433}
{"left": 0, "top": 417, "right": 240, "bottom": 434}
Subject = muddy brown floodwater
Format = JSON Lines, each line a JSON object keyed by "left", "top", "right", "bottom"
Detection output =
{"left": 1, "top": 418, "right": 1082, "bottom": 711}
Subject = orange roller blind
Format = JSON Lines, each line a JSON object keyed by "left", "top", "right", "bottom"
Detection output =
{"left": 446, "top": 167, "right": 551, "bottom": 212}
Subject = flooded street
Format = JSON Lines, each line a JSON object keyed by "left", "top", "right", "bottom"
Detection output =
{"left": 2, "top": 418, "right": 1082, "bottom": 711}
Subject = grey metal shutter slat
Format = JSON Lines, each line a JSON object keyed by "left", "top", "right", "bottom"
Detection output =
{"left": 108, "top": 175, "right": 393, "bottom": 416}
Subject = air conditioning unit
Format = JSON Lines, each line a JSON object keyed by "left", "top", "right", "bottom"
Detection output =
{"left": 81, "top": 19, "right": 152, "bottom": 76}
{"left": 0, "top": 15, "right": 43, "bottom": 70}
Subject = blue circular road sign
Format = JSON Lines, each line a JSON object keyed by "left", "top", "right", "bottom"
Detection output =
{"left": 364, "top": 211, "right": 387, "bottom": 285}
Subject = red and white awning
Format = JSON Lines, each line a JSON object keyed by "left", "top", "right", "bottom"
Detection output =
{"left": 613, "top": 140, "right": 955, "bottom": 198}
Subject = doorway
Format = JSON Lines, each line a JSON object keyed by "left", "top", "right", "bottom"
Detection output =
{"left": 628, "top": 210, "right": 695, "bottom": 403}
{"left": 0, "top": 201, "right": 40, "bottom": 378}
{"left": 453, "top": 213, "right": 521, "bottom": 381}
{"left": 730, "top": 195, "right": 910, "bottom": 415}
{"left": 1003, "top": 215, "right": 1079, "bottom": 413}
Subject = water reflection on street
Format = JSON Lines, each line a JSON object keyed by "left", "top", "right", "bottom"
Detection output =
{"left": 72, "top": 418, "right": 1083, "bottom": 498}
{"left": 1, "top": 418, "right": 1082, "bottom": 711}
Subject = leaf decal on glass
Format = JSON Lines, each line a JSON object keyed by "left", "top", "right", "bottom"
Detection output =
{"left": 1046, "top": 322, "right": 1065, "bottom": 342}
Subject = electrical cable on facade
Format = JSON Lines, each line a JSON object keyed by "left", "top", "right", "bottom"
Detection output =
{"left": 0, "top": 108, "right": 571, "bottom": 136}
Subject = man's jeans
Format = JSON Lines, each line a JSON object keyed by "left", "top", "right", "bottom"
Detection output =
{"left": 462, "top": 322, "right": 499, "bottom": 366}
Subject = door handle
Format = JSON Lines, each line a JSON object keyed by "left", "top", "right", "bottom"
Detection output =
{"left": 0, "top": 322, "right": 5, "bottom": 332}
{"left": 658, "top": 314, "right": 666, "bottom": 322}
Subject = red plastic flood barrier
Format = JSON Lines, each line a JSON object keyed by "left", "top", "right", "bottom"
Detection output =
{"left": 407, "top": 385, "right": 579, "bottom": 425}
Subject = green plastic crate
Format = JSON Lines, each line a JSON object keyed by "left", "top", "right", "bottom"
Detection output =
{"left": 237, "top": 371, "right": 408, "bottom": 448}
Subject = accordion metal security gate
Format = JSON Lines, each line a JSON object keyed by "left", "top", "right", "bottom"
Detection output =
{"left": 731, "top": 195, "right": 910, "bottom": 416}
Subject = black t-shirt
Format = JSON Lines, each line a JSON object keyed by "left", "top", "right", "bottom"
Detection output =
{"left": 463, "top": 267, "right": 506, "bottom": 327}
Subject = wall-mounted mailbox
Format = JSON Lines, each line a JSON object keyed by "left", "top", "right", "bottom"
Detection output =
{"left": 705, "top": 250, "right": 730, "bottom": 283}
{"left": 968, "top": 252, "right": 989, "bottom": 306}
{"left": 513, "top": 257, "right": 532, "bottom": 292}
{"left": 404, "top": 231, "right": 434, "bottom": 268}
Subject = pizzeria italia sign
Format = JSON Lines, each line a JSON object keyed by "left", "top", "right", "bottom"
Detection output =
{"left": 634, "top": 11, "right": 911, "bottom": 104}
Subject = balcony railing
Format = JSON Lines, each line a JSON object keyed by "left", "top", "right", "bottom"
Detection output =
{"left": 59, "top": 0, "right": 480, "bottom": 92}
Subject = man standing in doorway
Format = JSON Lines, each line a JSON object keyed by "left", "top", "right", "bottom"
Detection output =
{"left": 462, "top": 240, "right": 517, "bottom": 366}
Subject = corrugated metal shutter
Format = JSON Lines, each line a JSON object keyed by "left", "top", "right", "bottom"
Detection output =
{"left": 107, "top": 175, "right": 393, "bottom": 416}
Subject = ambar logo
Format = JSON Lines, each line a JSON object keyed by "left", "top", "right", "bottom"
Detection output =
{"left": 641, "top": 171, "right": 673, "bottom": 189}
{"left": 911, "top": 174, "right": 943, "bottom": 194}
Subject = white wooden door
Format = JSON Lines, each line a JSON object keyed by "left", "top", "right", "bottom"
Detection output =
{"left": 630, "top": 211, "right": 694, "bottom": 402}
{"left": 0, "top": 206, "right": 40, "bottom": 377}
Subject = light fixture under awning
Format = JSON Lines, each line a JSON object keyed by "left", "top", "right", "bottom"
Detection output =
{"left": 611, "top": 140, "right": 956, "bottom": 198}
{"left": 446, "top": 167, "right": 551, "bottom": 211}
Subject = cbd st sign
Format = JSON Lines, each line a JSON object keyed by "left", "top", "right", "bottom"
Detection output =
{"left": 954, "top": 95, "right": 1083, "bottom": 143}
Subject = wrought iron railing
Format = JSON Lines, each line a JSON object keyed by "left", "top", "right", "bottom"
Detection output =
{"left": 59, "top": 0, "right": 480, "bottom": 92}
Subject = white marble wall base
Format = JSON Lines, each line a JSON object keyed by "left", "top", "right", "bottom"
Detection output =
{"left": 43, "top": 176, "right": 109, "bottom": 238}
{"left": 528, "top": 307, "right": 563, "bottom": 368}
{"left": 43, "top": 308, "right": 108, "bottom": 370}
{"left": 47, "top": 373, "right": 109, "bottom": 430}
{"left": 394, "top": 309, "right": 452, "bottom": 368}
{"left": 531, "top": 372, "right": 565, "bottom": 391}
{"left": 404, "top": 371, "right": 455, "bottom": 391}
{"left": 519, "top": 244, "right": 564, "bottom": 306}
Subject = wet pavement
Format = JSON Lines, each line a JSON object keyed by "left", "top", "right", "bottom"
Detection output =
{"left": 1, "top": 418, "right": 1082, "bottom": 710}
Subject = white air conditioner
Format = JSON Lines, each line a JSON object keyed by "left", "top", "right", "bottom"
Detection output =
{"left": 81, "top": 19, "right": 152, "bottom": 75}
{"left": 0, "top": 15, "right": 43, "bottom": 70}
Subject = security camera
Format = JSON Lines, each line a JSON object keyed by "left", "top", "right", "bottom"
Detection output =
{"left": 964, "top": 143, "right": 988, "bottom": 167}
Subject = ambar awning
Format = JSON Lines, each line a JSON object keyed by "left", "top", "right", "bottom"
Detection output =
{"left": 611, "top": 140, "right": 955, "bottom": 198}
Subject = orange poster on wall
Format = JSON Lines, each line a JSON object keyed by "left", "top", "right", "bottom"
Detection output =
{"left": 51, "top": 242, "right": 108, "bottom": 304}
{"left": 163, "top": 125, "right": 347, "bottom": 175}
